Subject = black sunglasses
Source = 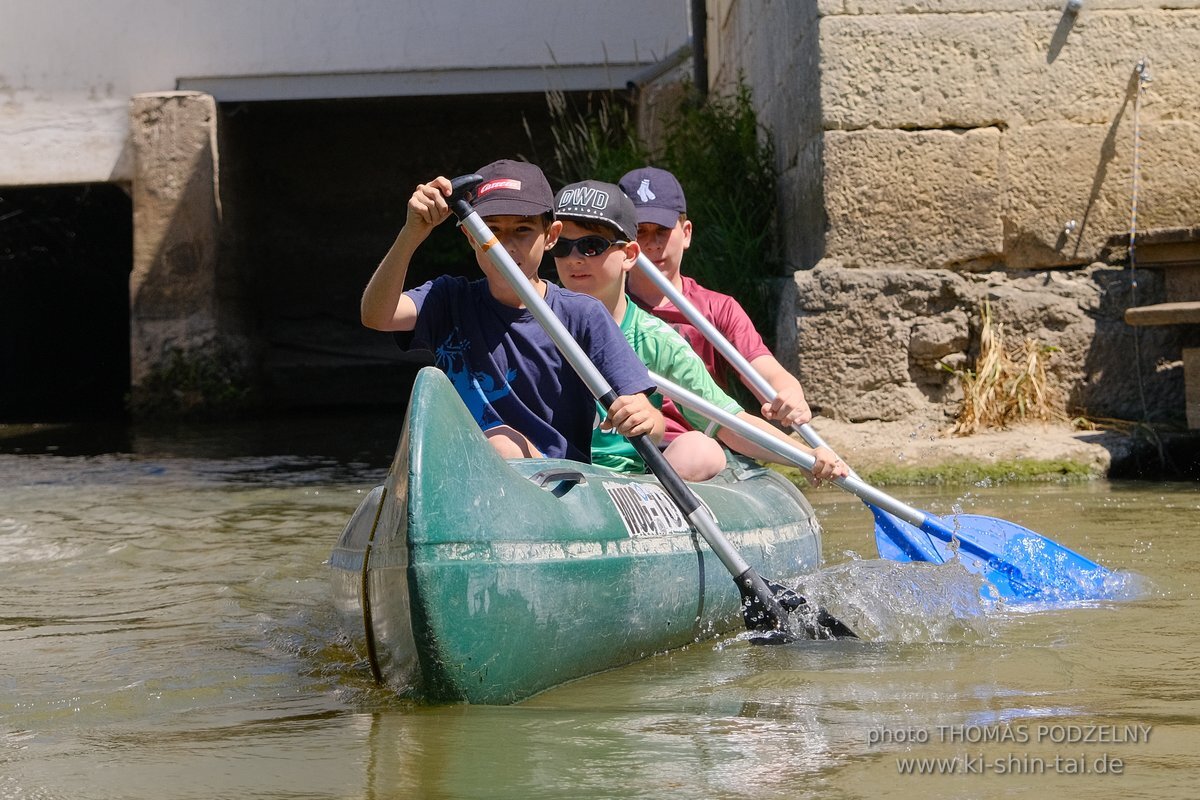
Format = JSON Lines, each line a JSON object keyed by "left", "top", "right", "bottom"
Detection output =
{"left": 550, "top": 235, "right": 627, "bottom": 259}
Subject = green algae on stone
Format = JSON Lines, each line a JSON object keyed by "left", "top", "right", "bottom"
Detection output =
{"left": 770, "top": 458, "right": 1097, "bottom": 489}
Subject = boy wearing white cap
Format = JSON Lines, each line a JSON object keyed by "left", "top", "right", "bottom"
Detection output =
{"left": 619, "top": 166, "right": 813, "bottom": 441}
{"left": 553, "top": 179, "right": 844, "bottom": 483}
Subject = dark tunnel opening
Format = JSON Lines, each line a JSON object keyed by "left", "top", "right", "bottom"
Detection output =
{"left": 0, "top": 184, "right": 133, "bottom": 422}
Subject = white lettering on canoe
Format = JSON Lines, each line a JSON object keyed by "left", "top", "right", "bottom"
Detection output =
{"left": 603, "top": 481, "right": 689, "bottom": 537}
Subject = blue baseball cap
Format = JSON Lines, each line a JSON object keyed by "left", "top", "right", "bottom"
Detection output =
{"left": 619, "top": 167, "right": 686, "bottom": 228}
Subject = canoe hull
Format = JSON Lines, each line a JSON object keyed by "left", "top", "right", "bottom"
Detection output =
{"left": 331, "top": 367, "right": 823, "bottom": 704}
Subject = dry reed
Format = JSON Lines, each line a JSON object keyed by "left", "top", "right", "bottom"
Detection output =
{"left": 949, "top": 301, "right": 1068, "bottom": 436}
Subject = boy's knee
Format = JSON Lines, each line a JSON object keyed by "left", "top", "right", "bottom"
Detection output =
{"left": 486, "top": 426, "right": 542, "bottom": 459}
{"left": 663, "top": 432, "right": 726, "bottom": 482}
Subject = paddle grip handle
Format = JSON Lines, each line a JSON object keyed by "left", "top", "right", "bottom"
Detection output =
{"left": 448, "top": 174, "right": 485, "bottom": 218}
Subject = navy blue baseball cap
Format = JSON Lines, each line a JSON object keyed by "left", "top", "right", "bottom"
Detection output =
{"left": 618, "top": 166, "right": 686, "bottom": 228}
{"left": 473, "top": 159, "right": 555, "bottom": 218}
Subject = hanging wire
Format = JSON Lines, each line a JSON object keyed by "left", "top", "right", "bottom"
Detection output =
{"left": 1130, "top": 58, "right": 1151, "bottom": 287}
{"left": 1130, "top": 57, "right": 1152, "bottom": 420}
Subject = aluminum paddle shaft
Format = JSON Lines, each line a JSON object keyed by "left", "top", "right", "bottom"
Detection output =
{"left": 650, "top": 372, "right": 930, "bottom": 527}
{"left": 651, "top": 371, "right": 1116, "bottom": 601}
{"left": 632, "top": 254, "right": 832, "bottom": 447}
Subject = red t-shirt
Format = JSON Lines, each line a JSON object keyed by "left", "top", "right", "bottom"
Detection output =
{"left": 633, "top": 276, "right": 772, "bottom": 441}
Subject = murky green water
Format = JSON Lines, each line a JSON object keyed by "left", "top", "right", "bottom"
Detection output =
{"left": 1, "top": 421, "right": 1197, "bottom": 799}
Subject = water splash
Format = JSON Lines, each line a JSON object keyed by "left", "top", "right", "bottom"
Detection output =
{"left": 779, "top": 546, "right": 1150, "bottom": 646}
{"left": 788, "top": 556, "right": 997, "bottom": 644}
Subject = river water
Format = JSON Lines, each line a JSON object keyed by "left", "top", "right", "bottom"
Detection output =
{"left": 1, "top": 417, "right": 1197, "bottom": 799}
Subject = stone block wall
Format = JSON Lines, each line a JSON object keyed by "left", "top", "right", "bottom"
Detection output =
{"left": 703, "top": 0, "right": 1199, "bottom": 424}
{"left": 779, "top": 263, "right": 1181, "bottom": 423}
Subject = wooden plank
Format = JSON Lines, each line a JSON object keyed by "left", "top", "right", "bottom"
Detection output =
{"left": 1187, "top": 348, "right": 1200, "bottom": 430}
{"left": 1124, "top": 301, "right": 1200, "bottom": 327}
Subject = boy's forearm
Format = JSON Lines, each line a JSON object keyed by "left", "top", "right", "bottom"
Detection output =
{"left": 717, "top": 412, "right": 799, "bottom": 464}
{"left": 749, "top": 354, "right": 803, "bottom": 396}
{"left": 648, "top": 403, "right": 665, "bottom": 444}
{"left": 630, "top": 394, "right": 665, "bottom": 444}
{"left": 361, "top": 227, "right": 423, "bottom": 330}
{"left": 749, "top": 354, "right": 812, "bottom": 425}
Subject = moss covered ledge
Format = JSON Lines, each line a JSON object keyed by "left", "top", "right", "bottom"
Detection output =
{"left": 758, "top": 418, "right": 1137, "bottom": 488}
{"left": 771, "top": 457, "right": 1097, "bottom": 489}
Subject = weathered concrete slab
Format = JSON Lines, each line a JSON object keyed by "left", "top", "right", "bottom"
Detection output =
{"left": 0, "top": 97, "right": 132, "bottom": 185}
{"left": 1004, "top": 121, "right": 1200, "bottom": 268}
{"left": 821, "top": 118, "right": 1200, "bottom": 270}
{"left": 823, "top": 127, "right": 1003, "bottom": 268}
{"left": 129, "top": 91, "right": 251, "bottom": 413}
{"left": 819, "top": 9, "right": 1200, "bottom": 130}
{"left": 778, "top": 265, "right": 973, "bottom": 422}
{"left": 1124, "top": 301, "right": 1200, "bottom": 326}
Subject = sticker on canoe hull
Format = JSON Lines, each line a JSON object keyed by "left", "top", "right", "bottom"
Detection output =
{"left": 603, "top": 481, "right": 690, "bottom": 538}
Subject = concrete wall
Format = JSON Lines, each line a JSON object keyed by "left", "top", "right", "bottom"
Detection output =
{"left": 707, "top": 1, "right": 825, "bottom": 269}
{"left": 1, "top": 0, "right": 689, "bottom": 186}
{"left": 710, "top": 0, "right": 1200, "bottom": 272}
{"left": 705, "top": 0, "right": 1200, "bottom": 425}
{"left": 128, "top": 92, "right": 247, "bottom": 409}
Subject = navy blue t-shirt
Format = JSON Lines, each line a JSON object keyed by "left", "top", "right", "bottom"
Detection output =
{"left": 400, "top": 276, "right": 654, "bottom": 462}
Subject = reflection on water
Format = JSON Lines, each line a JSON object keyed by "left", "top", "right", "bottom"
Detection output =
{"left": 1, "top": 417, "right": 1198, "bottom": 799}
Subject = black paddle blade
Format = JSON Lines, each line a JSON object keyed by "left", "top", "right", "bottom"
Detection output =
{"left": 741, "top": 575, "right": 858, "bottom": 642}
{"left": 765, "top": 578, "right": 857, "bottom": 640}
{"left": 737, "top": 570, "right": 795, "bottom": 641}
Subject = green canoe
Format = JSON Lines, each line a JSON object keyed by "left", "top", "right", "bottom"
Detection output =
{"left": 330, "top": 367, "right": 824, "bottom": 704}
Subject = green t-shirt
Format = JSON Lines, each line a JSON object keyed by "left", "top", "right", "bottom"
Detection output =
{"left": 592, "top": 298, "right": 744, "bottom": 473}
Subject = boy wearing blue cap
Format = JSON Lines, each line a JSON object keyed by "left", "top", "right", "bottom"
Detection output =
{"left": 619, "top": 166, "right": 813, "bottom": 440}
{"left": 552, "top": 178, "right": 845, "bottom": 483}
{"left": 362, "top": 159, "right": 662, "bottom": 463}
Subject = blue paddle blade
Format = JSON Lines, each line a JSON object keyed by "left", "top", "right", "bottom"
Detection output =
{"left": 870, "top": 504, "right": 944, "bottom": 564}
{"left": 870, "top": 505, "right": 1116, "bottom": 603}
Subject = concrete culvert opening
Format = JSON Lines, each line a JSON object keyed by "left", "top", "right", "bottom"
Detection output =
{"left": 216, "top": 92, "right": 583, "bottom": 413}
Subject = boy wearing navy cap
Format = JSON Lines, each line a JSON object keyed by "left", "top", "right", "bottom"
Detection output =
{"left": 619, "top": 166, "right": 813, "bottom": 441}
{"left": 552, "top": 179, "right": 844, "bottom": 483}
{"left": 362, "top": 160, "right": 661, "bottom": 462}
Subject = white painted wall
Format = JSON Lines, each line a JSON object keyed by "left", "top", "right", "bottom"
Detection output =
{"left": 1, "top": 0, "right": 689, "bottom": 185}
